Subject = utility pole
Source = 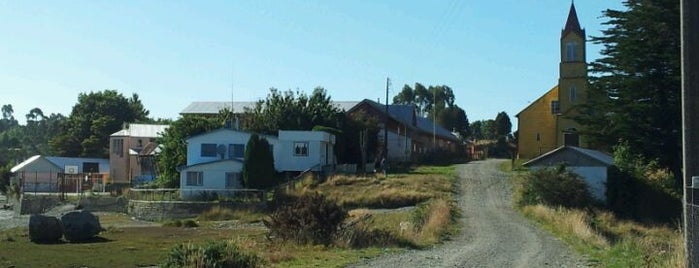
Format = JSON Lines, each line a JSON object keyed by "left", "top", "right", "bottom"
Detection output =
{"left": 384, "top": 77, "right": 390, "bottom": 178}
{"left": 681, "top": 0, "right": 699, "bottom": 266}
{"left": 433, "top": 87, "right": 436, "bottom": 151}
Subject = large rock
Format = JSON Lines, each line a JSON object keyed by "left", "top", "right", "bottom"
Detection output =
{"left": 61, "top": 211, "right": 102, "bottom": 242}
{"left": 28, "top": 214, "right": 63, "bottom": 243}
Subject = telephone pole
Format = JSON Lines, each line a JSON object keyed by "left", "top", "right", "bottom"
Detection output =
{"left": 384, "top": 77, "right": 390, "bottom": 178}
{"left": 681, "top": 0, "right": 699, "bottom": 266}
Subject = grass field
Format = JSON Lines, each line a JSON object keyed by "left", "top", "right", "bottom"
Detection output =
{"left": 0, "top": 164, "right": 458, "bottom": 268}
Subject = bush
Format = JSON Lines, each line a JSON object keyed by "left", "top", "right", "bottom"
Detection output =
{"left": 162, "top": 241, "right": 262, "bottom": 268}
{"left": 264, "top": 192, "right": 347, "bottom": 245}
{"left": 516, "top": 165, "right": 592, "bottom": 208}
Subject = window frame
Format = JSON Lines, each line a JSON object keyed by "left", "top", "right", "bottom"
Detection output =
{"left": 225, "top": 172, "right": 240, "bottom": 188}
{"left": 201, "top": 143, "right": 217, "bottom": 157}
{"left": 566, "top": 41, "right": 578, "bottom": 61}
{"left": 186, "top": 171, "right": 203, "bottom": 186}
{"left": 551, "top": 100, "right": 560, "bottom": 114}
{"left": 293, "top": 142, "right": 309, "bottom": 157}
{"left": 228, "top": 144, "right": 245, "bottom": 159}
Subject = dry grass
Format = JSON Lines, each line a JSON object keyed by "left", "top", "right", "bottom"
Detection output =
{"left": 521, "top": 204, "right": 685, "bottom": 267}
{"left": 197, "top": 206, "right": 266, "bottom": 223}
{"left": 317, "top": 167, "right": 454, "bottom": 209}
{"left": 411, "top": 199, "right": 455, "bottom": 245}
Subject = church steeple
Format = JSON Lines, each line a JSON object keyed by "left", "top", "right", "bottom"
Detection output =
{"left": 562, "top": 2, "right": 584, "bottom": 37}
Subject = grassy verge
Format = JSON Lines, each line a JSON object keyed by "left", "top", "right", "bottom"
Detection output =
{"left": 521, "top": 205, "right": 684, "bottom": 267}
{"left": 0, "top": 164, "right": 460, "bottom": 268}
{"left": 508, "top": 164, "right": 685, "bottom": 267}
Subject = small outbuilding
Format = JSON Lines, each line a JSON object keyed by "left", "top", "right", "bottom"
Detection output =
{"left": 11, "top": 155, "right": 110, "bottom": 193}
{"left": 522, "top": 146, "right": 613, "bottom": 201}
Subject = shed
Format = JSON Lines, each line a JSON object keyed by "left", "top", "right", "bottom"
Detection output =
{"left": 10, "top": 155, "right": 110, "bottom": 193}
{"left": 523, "top": 146, "right": 613, "bottom": 201}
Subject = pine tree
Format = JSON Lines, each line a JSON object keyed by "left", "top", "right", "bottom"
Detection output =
{"left": 577, "top": 0, "right": 681, "bottom": 181}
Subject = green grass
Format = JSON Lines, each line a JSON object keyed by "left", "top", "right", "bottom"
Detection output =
{"left": 0, "top": 164, "right": 461, "bottom": 268}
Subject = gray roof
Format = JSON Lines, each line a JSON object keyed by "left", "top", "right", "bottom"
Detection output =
{"left": 359, "top": 99, "right": 460, "bottom": 142}
{"left": 111, "top": 123, "right": 169, "bottom": 138}
{"left": 416, "top": 116, "right": 461, "bottom": 142}
{"left": 180, "top": 101, "right": 361, "bottom": 115}
{"left": 523, "top": 146, "right": 614, "bottom": 167}
{"left": 11, "top": 155, "right": 110, "bottom": 173}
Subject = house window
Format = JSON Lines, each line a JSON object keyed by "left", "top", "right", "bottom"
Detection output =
{"left": 566, "top": 41, "right": 577, "bottom": 61}
{"left": 536, "top": 133, "right": 540, "bottom": 142}
{"left": 112, "top": 139, "right": 123, "bottom": 157}
{"left": 570, "top": 86, "right": 577, "bottom": 102}
{"left": 293, "top": 142, "right": 309, "bottom": 157}
{"left": 186, "top": 171, "right": 203, "bottom": 186}
{"left": 551, "top": 100, "right": 560, "bottom": 114}
{"left": 228, "top": 144, "right": 245, "bottom": 159}
{"left": 201, "top": 144, "right": 217, "bottom": 157}
{"left": 225, "top": 172, "right": 240, "bottom": 188}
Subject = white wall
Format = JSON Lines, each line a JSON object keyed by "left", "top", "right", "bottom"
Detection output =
{"left": 277, "top": 131, "right": 335, "bottom": 172}
{"left": 186, "top": 129, "right": 280, "bottom": 166}
{"left": 568, "top": 166, "right": 607, "bottom": 202}
{"left": 179, "top": 160, "right": 243, "bottom": 200}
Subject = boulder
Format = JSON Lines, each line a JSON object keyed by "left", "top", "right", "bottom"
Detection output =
{"left": 28, "top": 214, "right": 63, "bottom": 243}
{"left": 61, "top": 211, "right": 102, "bottom": 242}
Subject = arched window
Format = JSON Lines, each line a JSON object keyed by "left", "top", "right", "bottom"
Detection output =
{"left": 570, "top": 86, "right": 577, "bottom": 102}
{"left": 566, "top": 42, "right": 577, "bottom": 61}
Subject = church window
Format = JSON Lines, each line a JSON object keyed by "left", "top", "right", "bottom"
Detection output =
{"left": 536, "top": 133, "right": 540, "bottom": 142}
{"left": 551, "top": 100, "right": 560, "bottom": 114}
{"left": 570, "top": 86, "right": 577, "bottom": 102}
{"left": 566, "top": 42, "right": 577, "bottom": 61}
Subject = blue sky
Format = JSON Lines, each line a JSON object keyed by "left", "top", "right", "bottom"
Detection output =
{"left": 0, "top": 0, "right": 624, "bottom": 127}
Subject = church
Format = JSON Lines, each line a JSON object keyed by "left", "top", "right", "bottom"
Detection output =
{"left": 516, "top": 2, "right": 588, "bottom": 159}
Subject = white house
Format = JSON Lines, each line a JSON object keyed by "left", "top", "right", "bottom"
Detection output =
{"left": 522, "top": 146, "right": 614, "bottom": 201}
{"left": 179, "top": 129, "right": 335, "bottom": 199}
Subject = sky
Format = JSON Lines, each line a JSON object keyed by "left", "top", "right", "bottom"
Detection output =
{"left": 0, "top": 0, "right": 626, "bottom": 127}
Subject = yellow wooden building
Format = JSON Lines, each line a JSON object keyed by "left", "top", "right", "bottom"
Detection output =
{"left": 517, "top": 2, "right": 588, "bottom": 159}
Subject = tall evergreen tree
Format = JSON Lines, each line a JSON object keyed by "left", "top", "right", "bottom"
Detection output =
{"left": 242, "top": 134, "right": 276, "bottom": 189}
{"left": 577, "top": 0, "right": 681, "bottom": 180}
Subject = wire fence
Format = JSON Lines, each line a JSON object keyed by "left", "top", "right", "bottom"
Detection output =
{"left": 129, "top": 188, "right": 265, "bottom": 202}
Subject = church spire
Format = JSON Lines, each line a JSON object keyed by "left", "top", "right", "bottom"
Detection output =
{"left": 562, "top": 1, "right": 583, "bottom": 37}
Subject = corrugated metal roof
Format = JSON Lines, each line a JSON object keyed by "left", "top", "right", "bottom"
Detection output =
{"left": 110, "top": 123, "right": 169, "bottom": 137}
{"left": 180, "top": 101, "right": 361, "bottom": 115}
{"left": 359, "top": 99, "right": 460, "bottom": 142}
{"left": 416, "top": 116, "right": 461, "bottom": 142}
{"left": 11, "top": 155, "right": 110, "bottom": 173}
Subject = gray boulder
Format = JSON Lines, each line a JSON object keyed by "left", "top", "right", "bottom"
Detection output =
{"left": 61, "top": 211, "right": 102, "bottom": 242}
{"left": 28, "top": 214, "right": 63, "bottom": 243}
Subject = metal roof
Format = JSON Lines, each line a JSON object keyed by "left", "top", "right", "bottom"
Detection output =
{"left": 11, "top": 155, "right": 110, "bottom": 173}
{"left": 416, "top": 116, "right": 461, "bottom": 142}
{"left": 180, "top": 101, "right": 361, "bottom": 115}
{"left": 111, "top": 123, "right": 169, "bottom": 137}
{"left": 357, "top": 99, "right": 460, "bottom": 142}
{"left": 523, "top": 146, "right": 613, "bottom": 167}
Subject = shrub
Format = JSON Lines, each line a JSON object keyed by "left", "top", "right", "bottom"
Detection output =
{"left": 515, "top": 165, "right": 592, "bottom": 208}
{"left": 162, "top": 241, "right": 262, "bottom": 268}
{"left": 264, "top": 192, "right": 347, "bottom": 245}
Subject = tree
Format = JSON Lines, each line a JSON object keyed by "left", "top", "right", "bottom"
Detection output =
{"left": 244, "top": 87, "right": 341, "bottom": 134}
{"left": 156, "top": 115, "right": 220, "bottom": 187}
{"left": 50, "top": 90, "right": 149, "bottom": 157}
{"left": 494, "top": 112, "right": 512, "bottom": 137}
{"left": 577, "top": 0, "right": 681, "bottom": 182}
{"left": 242, "top": 134, "right": 276, "bottom": 189}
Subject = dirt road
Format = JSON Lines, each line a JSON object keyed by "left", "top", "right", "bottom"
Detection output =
{"left": 350, "top": 159, "right": 588, "bottom": 268}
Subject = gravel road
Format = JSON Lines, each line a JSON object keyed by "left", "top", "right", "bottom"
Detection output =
{"left": 349, "top": 159, "right": 589, "bottom": 268}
